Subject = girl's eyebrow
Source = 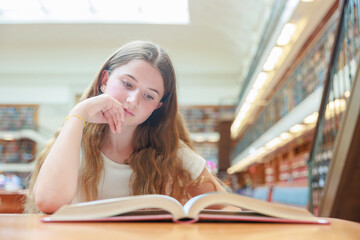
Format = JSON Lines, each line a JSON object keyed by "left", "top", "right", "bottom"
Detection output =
{"left": 125, "top": 74, "right": 160, "bottom": 96}
{"left": 149, "top": 88, "right": 160, "bottom": 96}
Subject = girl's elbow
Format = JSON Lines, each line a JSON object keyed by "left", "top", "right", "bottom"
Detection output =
{"left": 34, "top": 190, "right": 67, "bottom": 213}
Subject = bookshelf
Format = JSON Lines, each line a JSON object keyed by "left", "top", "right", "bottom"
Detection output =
{"left": 0, "top": 139, "right": 36, "bottom": 164}
{"left": 180, "top": 105, "right": 233, "bottom": 173}
{"left": 181, "top": 106, "right": 219, "bottom": 133}
{"left": 0, "top": 105, "right": 38, "bottom": 191}
{"left": 231, "top": 8, "right": 339, "bottom": 196}
{"left": 254, "top": 137, "right": 311, "bottom": 188}
{"left": 232, "top": 20, "right": 336, "bottom": 160}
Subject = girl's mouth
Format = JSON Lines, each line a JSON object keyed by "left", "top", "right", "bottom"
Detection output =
{"left": 124, "top": 108, "right": 134, "bottom": 116}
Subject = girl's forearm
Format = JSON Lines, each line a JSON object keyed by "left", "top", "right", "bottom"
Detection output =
{"left": 34, "top": 117, "right": 84, "bottom": 213}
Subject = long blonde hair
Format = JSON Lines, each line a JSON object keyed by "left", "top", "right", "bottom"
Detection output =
{"left": 25, "top": 41, "right": 195, "bottom": 213}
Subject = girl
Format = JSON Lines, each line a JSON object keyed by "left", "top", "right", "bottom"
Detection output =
{"left": 26, "top": 40, "right": 225, "bottom": 213}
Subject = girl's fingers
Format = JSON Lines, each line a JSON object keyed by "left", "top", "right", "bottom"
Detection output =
{"left": 114, "top": 109, "right": 122, "bottom": 133}
{"left": 105, "top": 106, "right": 124, "bottom": 134}
{"left": 103, "top": 110, "right": 116, "bottom": 133}
{"left": 116, "top": 121, "right": 122, "bottom": 133}
{"left": 120, "top": 107, "right": 125, "bottom": 122}
{"left": 111, "top": 108, "right": 121, "bottom": 133}
{"left": 110, "top": 109, "right": 120, "bottom": 134}
{"left": 115, "top": 106, "right": 125, "bottom": 133}
{"left": 82, "top": 95, "right": 125, "bottom": 132}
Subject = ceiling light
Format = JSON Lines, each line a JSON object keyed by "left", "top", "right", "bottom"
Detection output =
{"left": 238, "top": 102, "right": 251, "bottom": 116}
{"left": 0, "top": 0, "right": 41, "bottom": 11}
{"left": 208, "top": 135, "right": 220, "bottom": 142}
{"left": 279, "top": 132, "right": 292, "bottom": 140}
{"left": 246, "top": 89, "right": 259, "bottom": 103}
{"left": 231, "top": 114, "right": 244, "bottom": 131}
{"left": 263, "top": 47, "right": 283, "bottom": 71}
{"left": 0, "top": 0, "right": 190, "bottom": 24}
{"left": 265, "top": 137, "right": 281, "bottom": 149}
{"left": 304, "top": 112, "right": 318, "bottom": 124}
{"left": 227, "top": 155, "right": 254, "bottom": 174}
{"left": 41, "top": 0, "right": 90, "bottom": 14}
{"left": 277, "top": 23, "right": 297, "bottom": 46}
{"left": 231, "top": 102, "right": 251, "bottom": 138}
{"left": 344, "top": 90, "right": 351, "bottom": 98}
{"left": 231, "top": 114, "right": 244, "bottom": 138}
{"left": 289, "top": 124, "right": 306, "bottom": 133}
{"left": 326, "top": 98, "right": 346, "bottom": 113}
{"left": 254, "top": 147, "right": 267, "bottom": 157}
{"left": 253, "top": 72, "right": 268, "bottom": 90}
{"left": 193, "top": 135, "right": 206, "bottom": 142}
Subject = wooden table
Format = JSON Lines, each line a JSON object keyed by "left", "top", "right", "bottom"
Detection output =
{"left": 0, "top": 214, "right": 359, "bottom": 240}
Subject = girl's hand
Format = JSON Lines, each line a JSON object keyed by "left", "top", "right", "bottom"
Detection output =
{"left": 69, "top": 94, "right": 125, "bottom": 133}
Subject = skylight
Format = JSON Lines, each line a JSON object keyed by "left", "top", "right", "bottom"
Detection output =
{"left": 0, "top": 0, "right": 189, "bottom": 24}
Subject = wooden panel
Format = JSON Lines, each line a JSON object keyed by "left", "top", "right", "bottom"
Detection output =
{"left": 0, "top": 191, "right": 25, "bottom": 213}
{"left": 218, "top": 120, "right": 232, "bottom": 172}
{"left": 328, "top": 112, "right": 360, "bottom": 221}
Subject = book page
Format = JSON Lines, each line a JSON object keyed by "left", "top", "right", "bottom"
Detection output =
{"left": 47, "top": 194, "right": 186, "bottom": 221}
{"left": 184, "top": 192, "right": 319, "bottom": 222}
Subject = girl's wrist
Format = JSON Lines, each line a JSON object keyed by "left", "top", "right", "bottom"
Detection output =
{"left": 65, "top": 114, "right": 86, "bottom": 127}
{"left": 69, "top": 103, "right": 89, "bottom": 122}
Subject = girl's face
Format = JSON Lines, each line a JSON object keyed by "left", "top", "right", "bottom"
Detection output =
{"left": 101, "top": 59, "right": 164, "bottom": 128}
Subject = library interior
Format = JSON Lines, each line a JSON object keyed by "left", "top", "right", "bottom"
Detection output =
{"left": 0, "top": 0, "right": 359, "bottom": 239}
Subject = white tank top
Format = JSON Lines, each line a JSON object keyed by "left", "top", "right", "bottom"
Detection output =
{"left": 72, "top": 145, "right": 206, "bottom": 203}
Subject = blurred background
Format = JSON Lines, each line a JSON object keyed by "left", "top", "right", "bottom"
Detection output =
{"left": 0, "top": 0, "right": 359, "bottom": 222}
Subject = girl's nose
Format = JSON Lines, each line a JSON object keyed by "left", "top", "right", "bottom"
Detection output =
{"left": 126, "top": 89, "right": 140, "bottom": 106}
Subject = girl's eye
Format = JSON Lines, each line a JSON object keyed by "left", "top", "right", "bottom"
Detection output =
{"left": 144, "top": 93, "right": 154, "bottom": 100}
{"left": 122, "top": 80, "right": 133, "bottom": 88}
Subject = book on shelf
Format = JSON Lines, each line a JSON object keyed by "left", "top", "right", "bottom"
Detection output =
{"left": 42, "top": 191, "right": 329, "bottom": 224}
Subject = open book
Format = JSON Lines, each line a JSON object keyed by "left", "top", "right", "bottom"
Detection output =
{"left": 42, "top": 192, "right": 329, "bottom": 224}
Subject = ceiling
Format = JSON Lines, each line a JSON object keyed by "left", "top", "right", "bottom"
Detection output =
{"left": 0, "top": 0, "right": 275, "bottom": 106}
